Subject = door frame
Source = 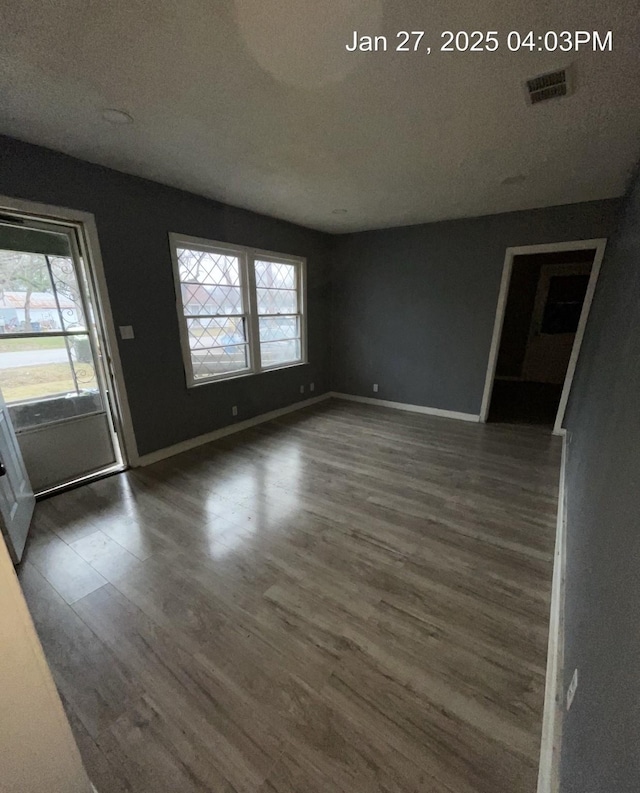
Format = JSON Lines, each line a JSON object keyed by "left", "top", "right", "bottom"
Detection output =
{"left": 0, "top": 194, "right": 138, "bottom": 467}
{"left": 479, "top": 238, "right": 607, "bottom": 435}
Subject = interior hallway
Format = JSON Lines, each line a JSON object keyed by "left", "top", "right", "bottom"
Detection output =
{"left": 18, "top": 400, "right": 561, "bottom": 793}
{"left": 488, "top": 381, "right": 563, "bottom": 426}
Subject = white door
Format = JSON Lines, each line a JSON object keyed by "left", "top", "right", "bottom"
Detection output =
{"left": 0, "top": 217, "right": 123, "bottom": 494}
{"left": 0, "top": 385, "right": 34, "bottom": 563}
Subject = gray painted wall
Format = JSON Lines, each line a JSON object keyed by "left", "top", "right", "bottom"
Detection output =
{"left": 561, "top": 168, "right": 640, "bottom": 792}
{"left": 331, "top": 201, "right": 621, "bottom": 414}
{"left": 2, "top": 133, "right": 639, "bottom": 787}
{"left": 0, "top": 133, "right": 625, "bottom": 462}
{"left": 0, "top": 135, "right": 332, "bottom": 456}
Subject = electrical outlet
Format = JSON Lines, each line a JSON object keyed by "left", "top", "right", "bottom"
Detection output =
{"left": 567, "top": 668, "right": 578, "bottom": 711}
{"left": 373, "top": 384, "right": 379, "bottom": 393}
{"left": 310, "top": 382, "right": 315, "bottom": 392}
{"left": 300, "top": 385, "right": 305, "bottom": 394}
{"left": 232, "top": 405, "right": 238, "bottom": 417}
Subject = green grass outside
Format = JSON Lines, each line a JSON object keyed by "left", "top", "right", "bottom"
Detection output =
{"left": 0, "top": 336, "right": 66, "bottom": 353}
{"left": 0, "top": 361, "right": 97, "bottom": 402}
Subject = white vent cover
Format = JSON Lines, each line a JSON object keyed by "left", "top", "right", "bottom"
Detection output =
{"left": 525, "top": 68, "right": 573, "bottom": 105}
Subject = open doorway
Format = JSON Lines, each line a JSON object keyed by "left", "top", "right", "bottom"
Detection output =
{"left": 480, "top": 239, "right": 607, "bottom": 433}
{"left": 0, "top": 200, "right": 134, "bottom": 495}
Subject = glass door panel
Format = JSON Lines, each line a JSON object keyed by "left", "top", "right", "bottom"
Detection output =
{"left": 0, "top": 220, "right": 121, "bottom": 492}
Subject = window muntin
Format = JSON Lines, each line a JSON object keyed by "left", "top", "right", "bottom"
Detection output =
{"left": 170, "top": 235, "right": 305, "bottom": 386}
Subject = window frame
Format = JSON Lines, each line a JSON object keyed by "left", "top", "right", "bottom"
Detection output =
{"left": 169, "top": 232, "right": 307, "bottom": 387}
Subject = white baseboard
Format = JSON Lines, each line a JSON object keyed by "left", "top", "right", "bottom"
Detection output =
{"left": 135, "top": 393, "right": 331, "bottom": 466}
{"left": 537, "top": 432, "right": 568, "bottom": 793}
{"left": 135, "top": 390, "right": 481, "bottom": 467}
{"left": 329, "top": 392, "right": 480, "bottom": 423}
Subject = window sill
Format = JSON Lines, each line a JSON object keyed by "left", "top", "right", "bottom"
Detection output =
{"left": 186, "top": 360, "right": 308, "bottom": 389}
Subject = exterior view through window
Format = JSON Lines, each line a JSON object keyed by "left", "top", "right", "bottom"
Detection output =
{"left": 170, "top": 234, "right": 305, "bottom": 385}
{"left": 0, "top": 233, "right": 101, "bottom": 429}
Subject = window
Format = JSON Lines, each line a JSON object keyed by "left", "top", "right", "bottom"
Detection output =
{"left": 0, "top": 233, "right": 103, "bottom": 430}
{"left": 540, "top": 274, "right": 590, "bottom": 334}
{"left": 255, "top": 259, "right": 302, "bottom": 369}
{"left": 169, "top": 234, "right": 306, "bottom": 385}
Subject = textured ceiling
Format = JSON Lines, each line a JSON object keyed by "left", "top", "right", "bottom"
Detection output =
{"left": 0, "top": 0, "right": 639, "bottom": 232}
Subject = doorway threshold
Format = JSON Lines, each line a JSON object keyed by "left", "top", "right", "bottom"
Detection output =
{"left": 35, "top": 463, "right": 126, "bottom": 501}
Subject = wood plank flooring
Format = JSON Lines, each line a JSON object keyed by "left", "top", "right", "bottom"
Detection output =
{"left": 18, "top": 399, "right": 561, "bottom": 793}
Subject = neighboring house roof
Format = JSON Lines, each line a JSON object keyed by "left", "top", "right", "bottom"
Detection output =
{"left": 182, "top": 283, "right": 215, "bottom": 303}
{"left": 0, "top": 291, "right": 76, "bottom": 310}
{"left": 181, "top": 282, "right": 239, "bottom": 310}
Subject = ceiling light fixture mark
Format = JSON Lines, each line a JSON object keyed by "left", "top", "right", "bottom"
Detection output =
{"left": 501, "top": 174, "right": 527, "bottom": 186}
{"left": 101, "top": 109, "right": 134, "bottom": 125}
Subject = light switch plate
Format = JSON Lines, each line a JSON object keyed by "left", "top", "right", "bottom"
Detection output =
{"left": 119, "top": 325, "right": 135, "bottom": 340}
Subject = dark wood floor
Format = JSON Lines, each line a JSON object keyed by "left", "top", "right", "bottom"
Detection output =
{"left": 19, "top": 399, "right": 561, "bottom": 793}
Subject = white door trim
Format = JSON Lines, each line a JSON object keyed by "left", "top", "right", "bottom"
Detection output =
{"left": 479, "top": 238, "right": 607, "bottom": 434}
{"left": 537, "top": 429, "right": 567, "bottom": 793}
{"left": 0, "top": 194, "right": 139, "bottom": 464}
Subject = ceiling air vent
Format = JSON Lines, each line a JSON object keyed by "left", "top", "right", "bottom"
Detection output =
{"left": 525, "top": 68, "right": 572, "bottom": 105}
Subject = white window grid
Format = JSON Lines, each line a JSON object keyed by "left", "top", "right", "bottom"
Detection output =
{"left": 169, "top": 233, "right": 307, "bottom": 387}
{"left": 254, "top": 256, "right": 303, "bottom": 370}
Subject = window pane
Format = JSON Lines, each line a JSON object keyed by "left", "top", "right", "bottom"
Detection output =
{"left": 49, "top": 255, "right": 90, "bottom": 331}
{"left": 260, "top": 339, "right": 301, "bottom": 368}
{"left": 186, "top": 317, "right": 246, "bottom": 349}
{"left": 255, "top": 260, "right": 296, "bottom": 290}
{"left": 256, "top": 288, "right": 297, "bottom": 315}
{"left": 0, "top": 335, "right": 98, "bottom": 404}
{"left": 259, "top": 316, "right": 299, "bottom": 342}
{"left": 177, "top": 248, "right": 241, "bottom": 286}
{"left": 0, "top": 251, "right": 87, "bottom": 334}
{"left": 192, "top": 345, "right": 248, "bottom": 379}
{"left": 181, "top": 283, "right": 243, "bottom": 316}
{"left": 540, "top": 275, "right": 590, "bottom": 334}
